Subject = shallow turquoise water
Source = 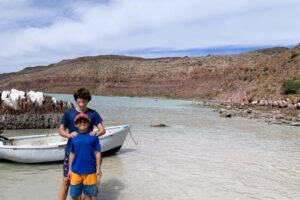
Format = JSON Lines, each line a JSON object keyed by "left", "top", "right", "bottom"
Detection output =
{"left": 0, "top": 95, "right": 300, "bottom": 200}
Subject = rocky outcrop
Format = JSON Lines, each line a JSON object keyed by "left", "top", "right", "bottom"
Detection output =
{"left": 0, "top": 113, "right": 62, "bottom": 129}
{"left": 249, "top": 98, "right": 300, "bottom": 110}
{"left": 200, "top": 101, "right": 300, "bottom": 127}
{"left": 0, "top": 89, "right": 73, "bottom": 129}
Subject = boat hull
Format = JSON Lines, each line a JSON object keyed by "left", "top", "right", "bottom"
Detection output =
{"left": 0, "top": 124, "right": 130, "bottom": 163}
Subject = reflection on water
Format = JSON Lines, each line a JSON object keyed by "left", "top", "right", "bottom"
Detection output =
{"left": 1, "top": 95, "right": 300, "bottom": 200}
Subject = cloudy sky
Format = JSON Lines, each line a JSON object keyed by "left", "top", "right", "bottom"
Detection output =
{"left": 0, "top": 0, "right": 299, "bottom": 73}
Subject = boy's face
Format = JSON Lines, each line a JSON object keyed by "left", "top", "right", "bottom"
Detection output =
{"left": 76, "top": 98, "right": 88, "bottom": 108}
{"left": 75, "top": 119, "right": 90, "bottom": 132}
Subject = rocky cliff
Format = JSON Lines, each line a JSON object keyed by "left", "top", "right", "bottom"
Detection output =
{"left": 0, "top": 45, "right": 299, "bottom": 103}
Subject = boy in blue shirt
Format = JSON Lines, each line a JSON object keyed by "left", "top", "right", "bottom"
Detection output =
{"left": 58, "top": 88, "right": 105, "bottom": 200}
{"left": 69, "top": 113, "right": 101, "bottom": 200}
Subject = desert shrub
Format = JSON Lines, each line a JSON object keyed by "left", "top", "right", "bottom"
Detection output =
{"left": 263, "top": 67, "right": 268, "bottom": 72}
{"left": 282, "top": 79, "right": 300, "bottom": 94}
{"left": 291, "top": 51, "right": 299, "bottom": 59}
{"left": 244, "top": 68, "right": 250, "bottom": 72}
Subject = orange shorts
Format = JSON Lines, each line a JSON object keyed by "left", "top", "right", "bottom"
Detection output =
{"left": 70, "top": 172, "right": 97, "bottom": 185}
{"left": 69, "top": 172, "right": 98, "bottom": 197}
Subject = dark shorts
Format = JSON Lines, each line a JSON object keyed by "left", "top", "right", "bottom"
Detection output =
{"left": 63, "top": 150, "right": 70, "bottom": 177}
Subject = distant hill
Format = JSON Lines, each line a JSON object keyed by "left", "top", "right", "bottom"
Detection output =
{"left": 1, "top": 44, "right": 300, "bottom": 103}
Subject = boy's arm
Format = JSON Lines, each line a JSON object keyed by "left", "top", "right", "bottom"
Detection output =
{"left": 96, "top": 123, "right": 106, "bottom": 136}
{"left": 90, "top": 123, "right": 106, "bottom": 137}
{"left": 58, "top": 124, "right": 71, "bottom": 138}
{"left": 58, "top": 111, "right": 71, "bottom": 139}
{"left": 68, "top": 152, "right": 75, "bottom": 178}
{"left": 95, "top": 151, "right": 102, "bottom": 177}
{"left": 58, "top": 111, "right": 77, "bottom": 139}
{"left": 58, "top": 124, "right": 77, "bottom": 139}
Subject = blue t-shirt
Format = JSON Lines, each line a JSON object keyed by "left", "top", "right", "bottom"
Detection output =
{"left": 60, "top": 108, "right": 103, "bottom": 151}
{"left": 71, "top": 131, "right": 101, "bottom": 175}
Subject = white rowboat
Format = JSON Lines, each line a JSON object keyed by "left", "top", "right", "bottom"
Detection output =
{"left": 0, "top": 124, "right": 130, "bottom": 163}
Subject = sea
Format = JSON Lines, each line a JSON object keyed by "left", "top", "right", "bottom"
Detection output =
{"left": 0, "top": 94, "right": 299, "bottom": 200}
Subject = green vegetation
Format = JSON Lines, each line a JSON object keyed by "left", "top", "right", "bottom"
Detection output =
{"left": 282, "top": 79, "right": 300, "bottom": 94}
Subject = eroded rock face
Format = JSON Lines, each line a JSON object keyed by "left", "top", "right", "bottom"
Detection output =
{"left": 0, "top": 45, "right": 299, "bottom": 103}
{"left": 0, "top": 89, "right": 73, "bottom": 129}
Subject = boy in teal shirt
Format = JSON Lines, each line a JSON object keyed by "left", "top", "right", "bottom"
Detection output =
{"left": 69, "top": 113, "right": 101, "bottom": 200}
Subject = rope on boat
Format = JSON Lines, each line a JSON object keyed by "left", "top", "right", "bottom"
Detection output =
{"left": 129, "top": 129, "right": 138, "bottom": 145}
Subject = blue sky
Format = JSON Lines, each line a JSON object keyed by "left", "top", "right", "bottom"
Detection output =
{"left": 0, "top": 0, "right": 299, "bottom": 73}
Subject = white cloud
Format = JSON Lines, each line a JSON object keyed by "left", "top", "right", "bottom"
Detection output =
{"left": 0, "top": 0, "right": 300, "bottom": 73}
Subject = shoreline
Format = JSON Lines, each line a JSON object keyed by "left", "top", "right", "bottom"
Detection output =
{"left": 197, "top": 100, "right": 300, "bottom": 127}
{"left": 131, "top": 93, "right": 300, "bottom": 127}
{"left": 1, "top": 93, "right": 299, "bottom": 130}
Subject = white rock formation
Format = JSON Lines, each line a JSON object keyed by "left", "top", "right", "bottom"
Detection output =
{"left": 1, "top": 89, "right": 26, "bottom": 109}
{"left": 27, "top": 91, "right": 44, "bottom": 105}
{"left": 51, "top": 97, "right": 57, "bottom": 104}
{"left": 1, "top": 89, "right": 45, "bottom": 108}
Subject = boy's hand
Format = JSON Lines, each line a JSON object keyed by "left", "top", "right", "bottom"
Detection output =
{"left": 69, "top": 132, "right": 77, "bottom": 138}
{"left": 90, "top": 130, "right": 100, "bottom": 137}
{"left": 96, "top": 168, "right": 102, "bottom": 177}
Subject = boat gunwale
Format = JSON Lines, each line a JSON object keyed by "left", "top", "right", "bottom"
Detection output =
{"left": 0, "top": 124, "right": 130, "bottom": 150}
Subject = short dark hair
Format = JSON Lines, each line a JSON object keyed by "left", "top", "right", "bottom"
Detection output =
{"left": 73, "top": 88, "right": 92, "bottom": 102}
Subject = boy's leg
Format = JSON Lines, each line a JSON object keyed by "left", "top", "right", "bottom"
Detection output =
{"left": 71, "top": 196, "right": 81, "bottom": 200}
{"left": 93, "top": 186, "right": 98, "bottom": 200}
{"left": 70, "top": 173, "right": 84, "bottom": 199}
{"left": 82, "top": 174, "right": 97, "bottom": 200}
{"left": 58, "top": 177, "right": 69, "bottom": 200}
{"left": 93, "top": 176, "right": 100, "bottom": 199}
{"left": 58, "top": 151, "right": 70, "bottom": 200}
{"left": 83, "top": 195, "right": 92, "bottom": 200}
